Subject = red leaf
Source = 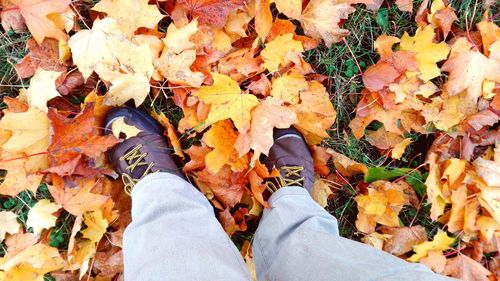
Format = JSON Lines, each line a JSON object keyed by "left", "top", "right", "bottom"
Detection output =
{"left": 177, "top": 0, "right": 244, "bottom": 27}
{"left": 46, "top": 103, "right": 119, "bottom": 176}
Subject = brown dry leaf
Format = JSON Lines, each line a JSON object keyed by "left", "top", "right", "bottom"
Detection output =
{"left": 395, "top": 0, "right": 412, "bottom": 12}
{"left": 428, "top": 0, "right": 457, "bottom": 38}
{"left": 366, "top": 127, "right": 405, "bottom": 150}
{"left": 10, "top": 0, "right": 70, "bottom": 44}
{"left": 444, "top": 254, "right": 492, "bottom": 281}
{"left": 15, "top": 38, "right": 68, "bottom": 79}
{"left": 183, "top": 143, "right": 211, "bottom": 173}
{"left": 1, "top": 0, "right": 26, "bottom": 32}
{"left": 301, "top": 0, "right": 354, "bottom": 47}
{"left": 379, "top": 226, "right": 427, "bottom": 256}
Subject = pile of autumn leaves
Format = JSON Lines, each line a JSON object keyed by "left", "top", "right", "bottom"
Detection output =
{"left": 0, "top": 0, "right": 499, "bottom": 279}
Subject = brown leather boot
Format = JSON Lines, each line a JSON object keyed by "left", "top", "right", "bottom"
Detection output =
{"left": 262, "top": 127, "right": 314, "bottom": 193}
{"left": 104, "top": 108, "right": 184, "bottom": 195}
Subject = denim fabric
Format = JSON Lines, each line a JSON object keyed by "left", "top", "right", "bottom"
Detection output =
{"left": 123, "top": 173, "right": 455, "bottom": 281}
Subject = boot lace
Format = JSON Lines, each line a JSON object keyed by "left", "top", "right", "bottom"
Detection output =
{"left": 120, "top": 144, "right": 155, "bottom": 195}
{"left": 265, "top": 165, "right": 304, "bottom": 192}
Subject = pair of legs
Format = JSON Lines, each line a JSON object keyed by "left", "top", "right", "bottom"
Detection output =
{"left": 105, "top": 108, "right": 454, "bottom": 281}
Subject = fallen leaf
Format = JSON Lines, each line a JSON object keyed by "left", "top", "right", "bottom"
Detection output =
{"left": 420, "top": 250, "right": 447, "bottom": 274}
{"left": 203, "top": 120, "right": 249, "bottom": 174}
{"left": 274, "top": 0, "right": 302, "bottom": 19}
{"left": 255, "top": 0, "right": 272, "bottom": 39}
{"left": 193, "top": 73, "right": 259, "bottom": 132}
{"left": 235, "top": 97, "right": 297, "bottom": 162}
{"left": 162, "top": 19, "right": 197, "bottom": 54}
{"left": 261, "top": 33, "right": 304, "bottom": 72}
{"left": 301, "top": 0, "right": 354, "bottom": 47}
{"left": 81, "top": 210, "right": 108, "bottom": 243}
{"left": 380, "top": 226, "right": 427, "bottom": 256}
{"left": 292, "top": 81, "right": 336, "bottom": 144}
{"left": 25, "top": 69, "right": 62, "bottom": 112}
{"left": 151, "top": 111, "right": 185, "bottom": 159}
{"left": 93, "top": 0, "right": 164, "bottom": 37}
{"left": 154, "top": 49, "right": 205, "bottom": 87}
{"left": 355, "top": 181, "right": 409, "bottom": 234}
{"left": 1, "top": 0, "right": 26, "bottom": 32}
{"left": 26, "top": 199, "right": 61, "bottom": 236}
{"left": 408, "top": 230, "right": 455, "bottom": 262}
{"left": 48, "top": 176, "right": 109, "bottom": 217}
{"left": 10, "top": 0, "right": 70, "bottom": 44}
{"left": 15, "top": 38, "right": 68, "bottom": 79}
{"left": 442, "top": 47, "right": 500, "bottom": 103}
{"left": 270, "top": 71, "right": 308, "bottom": 104}
{"left": 46, "top": 104, "right": 119, "bottom": 176}
{"left": 399, "top": 25, "right": 450, "bottom": 81}
{"left": 311, "top": 177, "right": 333, "bottom": 207}
{"left": 111, "top": 117, "right": 142, "bottom": 140}
{"left": 178, "top": 0, "right": 244, "bottom": 28}
{"left": 0, "top": 243, "right": 66, "bottom": 278}
{"left": 391, "top": 138, "right": 412, "bottom": 159}
{"left": 444, "top": 254, "right": 492, "bottom": 281}
{"left": 0, "top": 211, "right": 20, "bottom": 242}
{"left": 395, "top": 0, "right": 412, "bottom": 12}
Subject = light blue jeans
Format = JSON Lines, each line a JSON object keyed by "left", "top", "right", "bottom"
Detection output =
{"left": 123, "top": 173, "right": 454, "bottom": 281}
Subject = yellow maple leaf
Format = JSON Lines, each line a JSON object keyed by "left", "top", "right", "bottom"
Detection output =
{"left": 301, "top": 0, "right": 354, "bottom": 47}
{"left": 26, "top": 199, "right": 61, "bottom": 236}
{"left": 0, "top": 211, "right": 20, "bottom": 242}
{"left": 193, "top": 73, "right": 259, "bottom": 132}
{"left": 154, "top": 49, "right": 205, "bottom": 87}
{"left": 408, "top": 230, "right": 455, "bottom": 262}
{"left": 111, "top": 117, "right": 142, "bottom": 140}
{"left": 261, "top": 33, "right": 304, "bottom": 72}
{"left": 68, "top": 18, "right": 154, "bottom": 106}
{"left": 0, "top": 243, "right": 66, "bottom": 279}
{"left": 93, "top": 0, "right": 164, "bottom": 37}
{"left": 355, "top": 181, "right": 409, "bottom": 233}
{"left": 400, "top": 25, "right": 450, "bottom": 81}
{"left": 203, "top": 120, "right": 249, "bottom": 174}
{"left": 81, "top": 210, "right": 108, "bottom": 243}
{"left": 25, "top": 69, "right": 62, "bottom": 112}
{"left": 0, "top": 107, "right": 49, "bottom": 182}
{"left": 270, "top": 71, "right": 308, "bottom": 104}
{"left": 274, "top": 0, "right": 302, "bottom": 19}
{"left": 292, "top": 81, "right": 336, "bottom": 144}
{"left": 391, "top": 138, "right": 412, "bottom": 159}
{"left": 162, "top": 19, "right": 198, "bottom": 54}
